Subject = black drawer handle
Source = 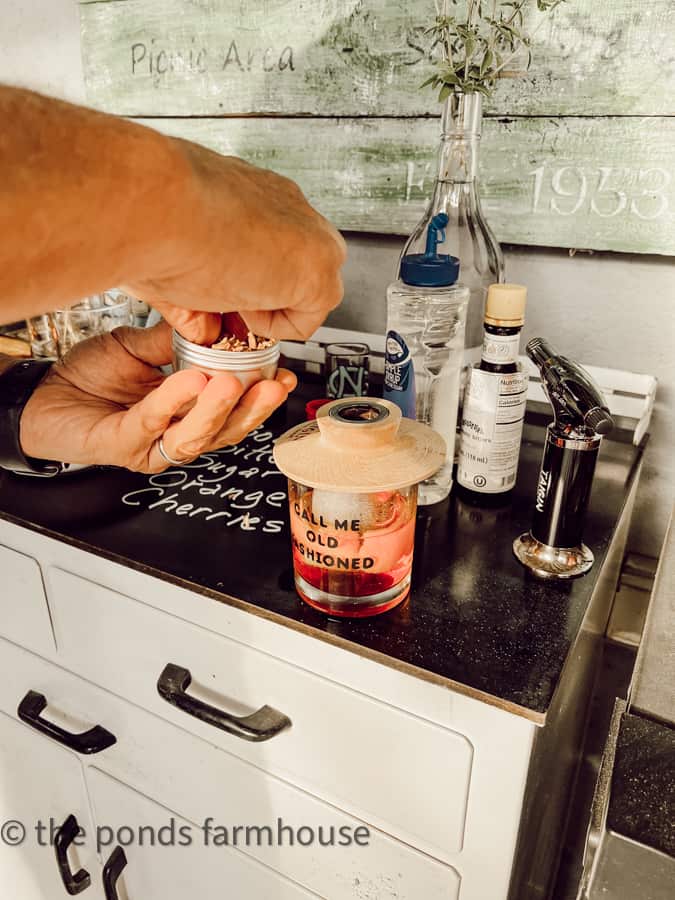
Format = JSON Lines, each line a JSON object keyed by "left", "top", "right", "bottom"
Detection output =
{"left": 55, "top": 814, "right": 91, "bottom": 895}
{"left": 17, "top": 690, "right": 116, "bottom": 754}
{"left": 103, "top": 847, "right": 127, "bottom": 900}
{"left": 157, "top": 663, "right": 291, "bottom": 742}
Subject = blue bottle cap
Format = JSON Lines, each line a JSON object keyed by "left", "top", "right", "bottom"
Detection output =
{"left": 400, "top": 213, "right": 460, "bottom": 287}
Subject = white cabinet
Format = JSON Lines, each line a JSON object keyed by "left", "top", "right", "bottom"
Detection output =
{"left": 48, "top": 566, "right": 473, "bottom": 862}
{"left": 0, "top": 711, "right": 103, "bottom": 900}
{"left": 0, "top": 635, "right": 461, "bottom": 900}
{"left": 0, "top": 517, "right": 536, "bottom": 900}
{"left": 0, "top": 542, "right": 55, "bottom": 654}
{"left": 87, "top": 769, "right": 315, "bottom": 900}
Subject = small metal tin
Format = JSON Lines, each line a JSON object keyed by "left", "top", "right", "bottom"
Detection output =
{"left": 172, "top": 329, "right": 280, "bottom": 390}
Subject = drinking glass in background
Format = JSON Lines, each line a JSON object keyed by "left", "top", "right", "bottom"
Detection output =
{"left": 25, "top": 313, "right": 60, "bottom": 359}
{"left": 26, "top": 291, "right": 134, "bottom": 360}
{"left": 325, "top": 342, "right": 370, "bottom": 399}
{"left": 54, "top": 292, "right": 134, "bottom": 356}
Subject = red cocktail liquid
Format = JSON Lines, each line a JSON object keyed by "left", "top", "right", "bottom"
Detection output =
{"left": 289, "top": 484, "right": 417, "bottom": 617}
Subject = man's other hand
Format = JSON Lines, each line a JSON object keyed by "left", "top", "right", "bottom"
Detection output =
{"left": 19, "top": 317, "right": 296, "bottom": 473}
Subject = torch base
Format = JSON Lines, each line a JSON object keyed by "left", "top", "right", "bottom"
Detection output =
{"left": 513, "top": 532, "right": 594, "bottom": 580}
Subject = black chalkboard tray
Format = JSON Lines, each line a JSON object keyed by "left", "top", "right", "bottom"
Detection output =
{"left": 0, "top": 384, "right": 644, "bottom": 722}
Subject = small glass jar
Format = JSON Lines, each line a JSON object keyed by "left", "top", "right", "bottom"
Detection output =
{"left": 288, "top": 480, "right": 418, "bottom": 617}
{"left": 325, "top": 341, "right": 370, "bottom": 399}
{"left": 172, "top": 330, "right": 280, "bottom": 390}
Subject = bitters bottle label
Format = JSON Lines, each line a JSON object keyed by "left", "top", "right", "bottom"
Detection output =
{"left": 458, "top": 366, "right": 528, "bottom": 493}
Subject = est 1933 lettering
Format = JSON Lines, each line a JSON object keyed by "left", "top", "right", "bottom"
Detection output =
{"left": 530, "top": 165, "right": 671, "bottom": 221}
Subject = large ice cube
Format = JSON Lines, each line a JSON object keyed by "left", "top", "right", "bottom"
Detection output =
{"left": 311, "top": 489, "right": 396, "bottom": 532}
{"left": 311, "top": 490, "right": 366, "bottom": 529}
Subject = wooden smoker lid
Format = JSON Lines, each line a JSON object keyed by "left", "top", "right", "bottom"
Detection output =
{"left": 273, "top": 398, "right": 446, "bottom": 492}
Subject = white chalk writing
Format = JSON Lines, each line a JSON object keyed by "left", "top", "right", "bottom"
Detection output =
{"left": 121, "top": 427, "right": 287, "bottom": 534}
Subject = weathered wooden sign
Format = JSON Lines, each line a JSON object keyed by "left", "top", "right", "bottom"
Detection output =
{"left": 80, "top": 0, "right": 675, "bottom": 254}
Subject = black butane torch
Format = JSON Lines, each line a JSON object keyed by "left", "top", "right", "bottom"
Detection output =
{"left": 513, "top": 338, "right": 613, "bottom": 579}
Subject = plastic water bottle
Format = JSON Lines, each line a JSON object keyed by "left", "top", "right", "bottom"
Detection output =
{"left": 383, "top": 213, "right": 469, "bottom": 505}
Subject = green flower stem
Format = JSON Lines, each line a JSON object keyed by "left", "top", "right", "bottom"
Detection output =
{"left": 423, "top": 0, "right": 568, "bottom": 101}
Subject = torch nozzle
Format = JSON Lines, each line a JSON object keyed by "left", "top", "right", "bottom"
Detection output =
{"left": 526, "top": 338, "right": 613, "bottom": 437}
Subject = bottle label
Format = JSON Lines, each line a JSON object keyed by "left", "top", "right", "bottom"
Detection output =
{"left": 482, "top": 331, "right": 521, "bottom": 366}
{"left": 383, "top": 330, "right": 416, "bottom": 420}
{"left": 458, "top": 366, "right": 528, "bottom": 493}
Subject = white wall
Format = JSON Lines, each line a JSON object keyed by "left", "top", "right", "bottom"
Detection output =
{"left": 2, "top": 0, "right": 673, "bottom": 555}
{"left": 0, "top": 0, "right": 85, "bottom": 103}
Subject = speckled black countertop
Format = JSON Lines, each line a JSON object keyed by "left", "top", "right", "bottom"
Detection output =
{"left": 604, "top": 520, "right": 675, "bottom": 860}
{"left": 607, "top": 712, "right": 675, "bottom": 858}
{"left": 0, "top": 383, "right": 643, "bottom": 724}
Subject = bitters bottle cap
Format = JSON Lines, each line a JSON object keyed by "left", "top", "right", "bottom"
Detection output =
{"left": 485, "top": 284, "right": 527, "bottom": 326}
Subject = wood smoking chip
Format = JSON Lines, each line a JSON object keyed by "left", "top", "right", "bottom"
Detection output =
{"left": 0, "top": 335, "right": 32, "bottom": 358}
{"left": 211, "top": 332, "right": 276, "bottom": 352}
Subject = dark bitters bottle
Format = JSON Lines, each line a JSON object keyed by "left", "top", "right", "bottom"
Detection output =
{"left": 457, "top": 284, "right": 528, "bottom": 496}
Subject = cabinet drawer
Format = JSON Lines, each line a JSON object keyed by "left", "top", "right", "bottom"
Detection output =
{"left": 0, "top": 710, "right": 104, "bottom": 900}
{"left": 47, "top": 566, "right": 473, "bottom": 863}
{"left": 89, "top": 770, "right": 315, "bottom": 900}
{"left": 0, "top": 636, "right": 461, "bottom": 900}
{"left": 0, "top": 543, "right": 54, "bottom": 654}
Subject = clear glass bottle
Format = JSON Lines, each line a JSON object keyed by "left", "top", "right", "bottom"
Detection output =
{"left": 401, "top": 92, "right": 504, "bottom": 354}
{"left": 384, "top": 213, "right": 469, "bottom": 506}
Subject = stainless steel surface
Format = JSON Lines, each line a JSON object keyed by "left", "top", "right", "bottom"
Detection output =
{"left": 606, "top": 554, "right": 655, "bottom": 648}
{"left": 585, "top": 833, "right": 675, "bottom": 900}
{"left": 576, "top": 518, "right": 674, "bottom": 900}
{"left": 577, "top": 698, "right": 627, "bottom": 899}
{"left": 513, "top": 532, "right": 595, "bottom": 579}
{"left": 548, "top": 433, "right": 603, "bottom": 451}
{"left": 508, "top": 457, "right": 642, "bottom": 900}
{"left": 631, "top": 515, "right": 675, "bottom": 724}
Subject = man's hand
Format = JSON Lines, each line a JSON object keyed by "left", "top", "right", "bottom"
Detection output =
{"left": 19, "top": 319, "right": 296, "bottom": 473}
{"left": 0, "top": 88, "right": 345, "bottom": 338}
{"left": 124, "top": 145, "right": 346, "bottom": 341}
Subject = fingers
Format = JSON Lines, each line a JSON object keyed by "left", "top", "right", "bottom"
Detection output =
{"left": 149, "top": 299, "right": 223, "bottom": 345}
{"left": 242, "top": 304, "right": 335, "bottom": 342}
{"left": 274, "top": 368, "right": 298, "bottom": 393}
{"left": 144, "top": 368, "right": 296, "bottom": 473}
{"left": 207, "top": 377, "right": 289, "bottom": 447}
{"left": 118, "top": 369, "right": 208, "bottom": 466}
{"left": 111, "top": 320, "right": 174, "bottom": 367}
{"left": 241, "top": 265, "right": 344, "bottom": 341}
{"left": 154, "top": 372, "right": 245, "bottom": 465}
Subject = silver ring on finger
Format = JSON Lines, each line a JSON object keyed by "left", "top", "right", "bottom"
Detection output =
{"left": 157, "top": 436, "right": 192, "bottom": 468}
